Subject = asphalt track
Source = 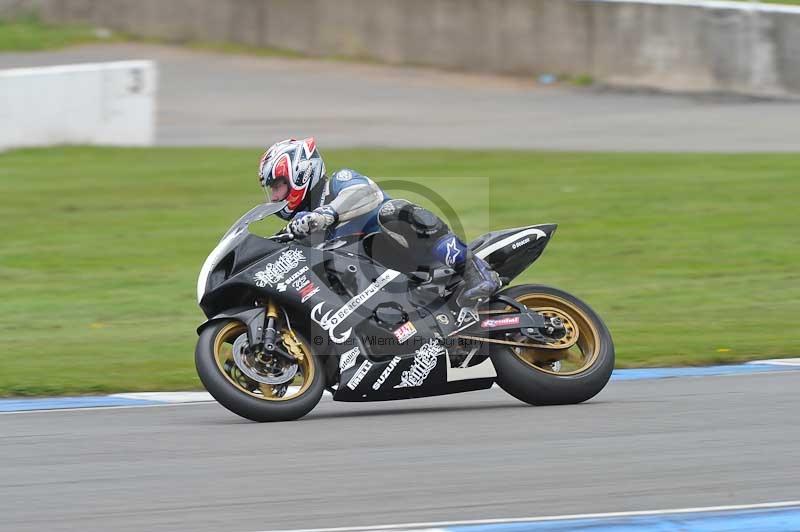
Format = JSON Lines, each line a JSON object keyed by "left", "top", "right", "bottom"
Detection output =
{"left": 2, "top": 371, "right": 799, "bottom": 532}
{"left": 2, "top": 43, "right": 800, "bottom": 151}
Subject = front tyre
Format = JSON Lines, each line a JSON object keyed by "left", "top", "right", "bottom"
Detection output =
{"left": 490, "top": 285, "right": 614, "bottom": 406}
{"left": 195, "top": 319, "right": 324, "bottom": 422}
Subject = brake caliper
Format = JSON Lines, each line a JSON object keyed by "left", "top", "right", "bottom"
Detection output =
{"left": 281, "top": 330, "right": 306, "bottom": 362}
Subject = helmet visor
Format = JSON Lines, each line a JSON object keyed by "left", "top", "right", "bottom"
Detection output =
{"left": 269, "top": 177, "right": 290, "bottom": 202}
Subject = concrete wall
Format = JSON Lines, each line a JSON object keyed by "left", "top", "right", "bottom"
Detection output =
{"left": 0, "top": 61, "right": 157, "bottom": 150}
{"left": 4, "top": 0, "right": 800, "bottom": 97}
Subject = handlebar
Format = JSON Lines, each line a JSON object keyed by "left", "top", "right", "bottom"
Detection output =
{"left": 270, "top": 230, "right": 295, "bottom": 243}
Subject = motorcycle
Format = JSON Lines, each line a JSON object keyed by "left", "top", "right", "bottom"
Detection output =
{"left": 195, "top": 202, "right": 614, "bottom": 422}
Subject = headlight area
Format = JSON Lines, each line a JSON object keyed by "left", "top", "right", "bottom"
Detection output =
{"left": 207, "top": 252, "right": 235, "bottom": 294}
{"left": 197, "top": 250, "right": 235, "bottom": 303}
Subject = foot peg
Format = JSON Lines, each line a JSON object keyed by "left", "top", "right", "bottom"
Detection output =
{"left": 456, "top": 304, "right": 481, "bottom": 327}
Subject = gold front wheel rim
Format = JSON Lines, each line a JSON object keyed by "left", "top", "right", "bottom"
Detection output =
{"left": 212, "top": 321, "right": 316, "bottom": 402}
{"left": 509, "top": 294, "right": 601, "bottom": 376}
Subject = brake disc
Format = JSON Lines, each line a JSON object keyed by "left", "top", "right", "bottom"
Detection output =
{"left": 232, "top": 334, "right": 298, "bottom": 385}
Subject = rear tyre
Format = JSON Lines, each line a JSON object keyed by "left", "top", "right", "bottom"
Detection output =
{"left": 195, "top": 319, "right": 324, "bottom": 422}
{"left": 490, "top": 285, "right": 614, "bottom": 406}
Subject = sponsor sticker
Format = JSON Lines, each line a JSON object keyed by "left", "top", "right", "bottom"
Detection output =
{"left": 372, "top": 356, "right": 401, "bottom": 390}
{"left": 393, "top": 321, "right": 417, "bottom": 344}
{"left": 339, "top": 346, "right": 360, "bottom": 372}
{"left": 254, "top": 249, "right": 306, "bottom": 288}
{"left": 394, "top": 340, "right": 443, "bottom": 388}
{"left": 311, "top": 269, "right": 400, "bottom": 344}
{"left": 299, "top": 282, "right": 320, "bottom": 303}
{"left": 280, "top": 266, "right": 321, "bottom": 302}
{"left": 512, "top": 237, "right": 531, "bottom": 250}
{"left": 480, "top": 316, "right": 521, "bottom": 328}
{"left": 347, "top": 360, "right": 373, "bottom": 390}
{"left": 276, "top": 265, "right": 309, "bottom": 292}
{"left": 336, "top": 169, "right": 353, "bottom": 182}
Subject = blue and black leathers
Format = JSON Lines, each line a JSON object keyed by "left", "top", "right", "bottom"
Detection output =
{"left": 290, "top": 168, "right": 500, "bottom": 304}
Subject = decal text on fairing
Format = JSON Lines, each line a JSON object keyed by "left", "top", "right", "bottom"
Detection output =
{"left": 298, "top": 282, "right": 320, "bottom": 302}
{"left": 395, "top": 340, "right": 444, "bottom": 388}
{"left": 311, "top": 269, "right": 400, "bottom": 344}
{"left": 254, "top": 249, "right": 306, "bottom": 288}
{"left": 339, "top": 346, "right": 360, "bottom": 372}
{"left": 276, "top": 265, "right": 309, "bottom": 292}
{"left": 347, "top": 360, "right": 373, "bottom": 390}
{"left": 511, "top": 237, "right": 531, "bottom": 250}
{"left": 372, "top": 356, "right": 401, "bottom": 390}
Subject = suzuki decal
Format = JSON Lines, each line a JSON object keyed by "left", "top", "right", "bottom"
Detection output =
{"left": 395, "top": 340, "right": 444, "bottom": 388}
{"left": 276, "top": 265, "right": 309, "bottom": 292}
{"left": 372, "top": 356, "right": 401, "bottom": 390}
{"left": 311, "top": 269, "right": 401, "bottom": 344}
{"left": 254, "top": 249, "right": 306, "bottom": 288}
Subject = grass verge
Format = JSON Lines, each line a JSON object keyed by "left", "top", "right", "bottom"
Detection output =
{"left": 0, "top": 15, "right": 115, "bottom": 52}
{"left": 0, "top": 147, "right": 798, "bottom": 395}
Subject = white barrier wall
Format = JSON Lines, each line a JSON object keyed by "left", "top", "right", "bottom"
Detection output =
{"left": 0, "top": 60, "right": 157, "bottom": 150}
{"left": 10, "top": 0, "right": 800, "bottom": 97}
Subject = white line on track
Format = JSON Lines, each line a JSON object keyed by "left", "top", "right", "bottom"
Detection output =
{"left": 750, "top": 358, "right": 800, "bottom": 366}
{"left": 246, "top": 500, "right": 800, "bottom": 532}
{"left": 0, "top": 401, "right": 214, "bottom": 415}
{"left": 2, "top": 364, "right": 799, "bottom": 415}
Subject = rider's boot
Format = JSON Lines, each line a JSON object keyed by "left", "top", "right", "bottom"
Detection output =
{"left": 458, "top": 250, "right": 502, "bottom": 306}
{"left": 432, "top": 234, "right": 502, "bottom": 309}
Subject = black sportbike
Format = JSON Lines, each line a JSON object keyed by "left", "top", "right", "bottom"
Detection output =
{"left": 196, "top": 202, "right": 614, "bottom": 421}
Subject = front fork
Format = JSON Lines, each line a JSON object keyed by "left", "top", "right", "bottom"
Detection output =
{"left": 262, "top": 299, "right": 280, "bottom": 352}
{"left": 245, "top": 299, "right": 297, "bottom": 365}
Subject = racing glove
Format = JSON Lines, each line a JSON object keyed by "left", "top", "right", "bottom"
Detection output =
{"left": 287, "top": 206, "right": 339, "bottom": 238}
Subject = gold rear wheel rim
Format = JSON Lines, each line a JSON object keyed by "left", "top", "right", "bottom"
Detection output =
{"left": 509, "top": 293, "right": 601, "bottom": 376}
{"left": 212, "top": 321, "right": 315, "bottom": 401}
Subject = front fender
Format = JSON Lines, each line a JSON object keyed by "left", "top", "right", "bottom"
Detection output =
{"left": 196, "top": 306, "right": 267, "bottom": 347}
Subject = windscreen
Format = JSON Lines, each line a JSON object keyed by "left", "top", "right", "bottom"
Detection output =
{"left": 220, "top": 201, "right": 287, "bottom": 241}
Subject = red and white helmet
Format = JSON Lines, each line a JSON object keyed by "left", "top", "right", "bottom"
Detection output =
{"left": 258, "top": 137, "right": 326, "bottom": 217}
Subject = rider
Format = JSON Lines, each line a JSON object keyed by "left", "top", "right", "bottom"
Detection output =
{"left": 257, "top": 137, "right": 501, "bottom": 305}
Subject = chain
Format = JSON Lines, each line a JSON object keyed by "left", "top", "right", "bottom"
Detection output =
{"left": 453, "top": 334, "right": 578, "bottom": 350}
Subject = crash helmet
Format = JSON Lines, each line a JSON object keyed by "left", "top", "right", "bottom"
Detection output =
{"left": 258, "top": 137, "right": 326, "bottom": 219}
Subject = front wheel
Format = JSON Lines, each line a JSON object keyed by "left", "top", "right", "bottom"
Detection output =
{"left": 195, "top": 318, "right": 324, "bottom": 422}
{"left": 489, "top": 285, "right": 614, "bottom": 406}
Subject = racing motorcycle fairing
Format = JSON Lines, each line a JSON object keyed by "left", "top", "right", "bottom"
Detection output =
{"left": 196, "top": 205, "right": 558, "bottom": 404}
{"left": 198, "top": 238, "right": 496, "bottom": 401}
{"left": 470, "top": 224, "right": 557, "bottom": 283}
{"left": 331, "top": 334, "right": 496, "bottom": 402}
{"left": 196, "top": 306, "right": 268, "bottom": 346}
{"left": 197, "top": 202, "right": 287, "bottom": 305}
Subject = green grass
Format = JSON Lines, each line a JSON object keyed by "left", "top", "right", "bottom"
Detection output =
{"left": 0, "top": 16, "right": 114, "bottom": 52}
{"left": 0, "top": 147, "right": 798, "bottom": 396}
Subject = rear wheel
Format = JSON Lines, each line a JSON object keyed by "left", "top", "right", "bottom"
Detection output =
{"left": 490, "top": 285, "right": 614, "bottom": 405}
{"left": 195, "top": 318, "right": 324, "bottom": 422}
